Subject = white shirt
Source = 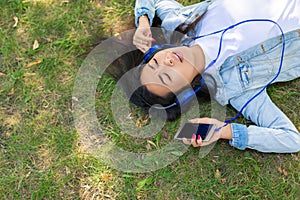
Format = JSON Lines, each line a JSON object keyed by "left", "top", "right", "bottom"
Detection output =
{"left": 192, "top": 0, "right": 300, "bottom": 69}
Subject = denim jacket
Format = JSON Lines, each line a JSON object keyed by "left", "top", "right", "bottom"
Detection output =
{"left": 205, "top": 29, "right": 300, "bottom": 153}
{"left": 135, "top": 0, "right": 300, "bottom": 153}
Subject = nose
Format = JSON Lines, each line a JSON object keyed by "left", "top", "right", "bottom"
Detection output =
{"left": 164, "top": 52, "right": 174, "bottom": 66}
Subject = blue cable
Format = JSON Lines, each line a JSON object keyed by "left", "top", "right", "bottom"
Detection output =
{"left": 190, "top": 19, "right": 286, "bottom": 130}
{"left": 144, "top": 19, "right": 285, "bottom": 131}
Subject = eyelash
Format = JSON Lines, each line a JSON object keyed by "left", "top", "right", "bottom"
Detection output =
{"left": 163, "top": 73, "right": 171, "bottom": 81}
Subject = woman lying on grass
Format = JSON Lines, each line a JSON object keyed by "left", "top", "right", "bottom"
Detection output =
{"left": 123, "top": 0, "right": 300, "bottom": 153}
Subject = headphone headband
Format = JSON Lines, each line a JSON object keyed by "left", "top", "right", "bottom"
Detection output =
{"left": 143, "top": 44, "right": 176, "bottom": 63}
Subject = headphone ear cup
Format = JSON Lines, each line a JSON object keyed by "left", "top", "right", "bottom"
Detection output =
{"left": 143, "top": 45, "right": 161, "bottom": 63}
{"left": 176, "top": 89, "right": 196, "bottom": 108}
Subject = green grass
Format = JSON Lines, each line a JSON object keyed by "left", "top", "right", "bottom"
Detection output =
{"left": 0, "top": 0, "right": 299, "bottom": 199}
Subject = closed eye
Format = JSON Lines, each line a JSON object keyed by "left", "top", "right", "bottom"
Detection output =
{"left": 163, "top": 73, "right": 171, "bottom": 81}
{"left": 158, "top": 73, "right": 172, "bottom": 86}
{"left": 148, "top": 63, "right": 155, "bottom": 69}
{"left": 158, "top": 75, "right": 167, "bottom": 85}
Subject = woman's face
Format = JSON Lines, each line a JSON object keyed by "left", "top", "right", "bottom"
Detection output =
{"left": 140, "top": 45, "right": 201, "bottom": 97}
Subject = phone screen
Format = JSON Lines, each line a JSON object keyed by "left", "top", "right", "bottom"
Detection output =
{"left": 174, "top": 123, "right": 215, "bottom": 140}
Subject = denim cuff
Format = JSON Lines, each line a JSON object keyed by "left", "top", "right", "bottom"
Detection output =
{"left": 135, "top": 8, "right": 154, "bottom": 27}
{"left": 229, "top": 123, "right": 248, "bottom": 150}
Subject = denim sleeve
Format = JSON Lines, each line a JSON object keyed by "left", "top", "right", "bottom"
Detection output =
{"left": 229, "top": 89, "right": 300, "bottom": 153}
{"left": 229, "top": 123, "right": 248, "bottom": 150}
{"left": 134, "top": 0, "right": 185, "bottom": 27}
{"left": 134, "top": 0, "right": 155, "bottom": 27}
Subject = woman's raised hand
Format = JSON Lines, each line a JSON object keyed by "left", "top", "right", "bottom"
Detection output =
{"left": 133, "top": 15, "right": 156, "bottom": 53}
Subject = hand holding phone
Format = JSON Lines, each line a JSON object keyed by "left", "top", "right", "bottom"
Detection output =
{"left": 174, "top": 123, "right": 216, "bottom": 142}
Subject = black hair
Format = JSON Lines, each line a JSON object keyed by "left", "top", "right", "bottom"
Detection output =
{"left": 105, "top": 17, "right": 209, "bottom": 121}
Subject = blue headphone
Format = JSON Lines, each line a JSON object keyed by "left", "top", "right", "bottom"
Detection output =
{"left": 143, "top": 44, "right": 176, "bottom": 63}
{"left": 141, "top": 19, "right": 285, "bottom": 127}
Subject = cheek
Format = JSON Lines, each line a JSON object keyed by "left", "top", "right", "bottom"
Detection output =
{"left": 173, "top": 66, "right": 191, "bottom": 82}
{"left": 179, "top": 62, "right": 197, "bottom": 81}
{"left": 155, "top": 52, "right": 165, "bottom": 62}
{"left": 141, "top": 68, "right": 154, "bottom": 85}
{"left": 168, "top": 75, "right": 190, "bottom": 92}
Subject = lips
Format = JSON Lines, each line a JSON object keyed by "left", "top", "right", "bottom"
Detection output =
{"left": 172, "top": 51, "right": 183, "bottom": 63}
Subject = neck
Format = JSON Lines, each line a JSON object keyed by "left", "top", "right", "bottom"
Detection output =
{"left": 190, "top": 44, "right": 206, "bottom": 76}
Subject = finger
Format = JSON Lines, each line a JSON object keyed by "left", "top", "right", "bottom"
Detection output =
{"left": 138, "top": 38, "right": 155, "bottom": 46}
{"left": 189, "top": 118, "right": 214, "bottom": 124}
{"left": 134, "top": 42, "right": 149, "bottom": 52}
{"left": 141, "top": 35, "right": 155, "bottom": 42}
{"left": 196, "top": 135, "right": 203, "bottom": 146}
{"left": 139, "top": 47, "right": 147, "bottom": 53}
{"left": 191, "top": 134, "right": 199, "bottom": 147}
{"left": 140, "top": 45, "right": 150, "bottom": 53}
{"left": 134, "top": 39, "right": 148, "bottom": 46}
{"left": 135, "top": 33, "right": 156, "bottom": 43}
{"left": 182, "top": 138, "right": 191, "bottom": 145}
{"left": 134, "top": 40, "right": 152, "bottom": 50}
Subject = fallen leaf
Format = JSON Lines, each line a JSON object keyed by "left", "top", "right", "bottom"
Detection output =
{"left": 147, "top": 140, "right": 157, "bottom": 149}
{"left": 0, "top": 72, "right": 6, "bottom": 76}
{"left": 25, "top": 171, "right": 31, "bottom": 178}
{"left": 26, "top": 59, "right": 42, "bottom": 67}
{"left": 214, "top": 169, "right": 221, "bottom": 178}
{"left": 162, "top": 130, "right": 168, "bottom": 138}
{"left": 24, "top": 72, "right": 36, "bottom": 76}
{"left": 13, "top": 16, "right": 19, "bottom": 27}
{"left": 221, "top": 178, "right": 227, "bottom": 184}
{"left": 72, "top": 97, "right": 79, "bottom": 102}
{"left": 277, "top": 167, "right": 282, "bottom": 173}
{"left": 282, "top": 169, "right": 288, "bottom": 176}
{"left": 102, "top": 174, "right": 110, "bottom": 181}
{"left": 33, "top": 40, "right": 39, "bottom": 50}
{"left": 65, "top": 166, "right": 70, "bottom": 175}
{"left": 9, "top": 88, "right": 15, "bottom": 96}
{"left": 145, "top": 143, "right": 152, "bottom": 150}
{"left": 277, "top": 167, "right": 288, "bottom": 176}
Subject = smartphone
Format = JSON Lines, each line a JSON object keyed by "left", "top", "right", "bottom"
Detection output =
{"left": 174, "top": 123, "right": 216, "bottom": 142}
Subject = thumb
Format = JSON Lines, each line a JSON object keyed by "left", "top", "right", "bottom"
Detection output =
{"left": 189, "top": 118, "right": 213, "bottom": 124}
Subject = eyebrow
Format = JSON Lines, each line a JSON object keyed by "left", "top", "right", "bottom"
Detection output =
{"left": 148, "top": 58, "right": 158, "bottom": 69}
